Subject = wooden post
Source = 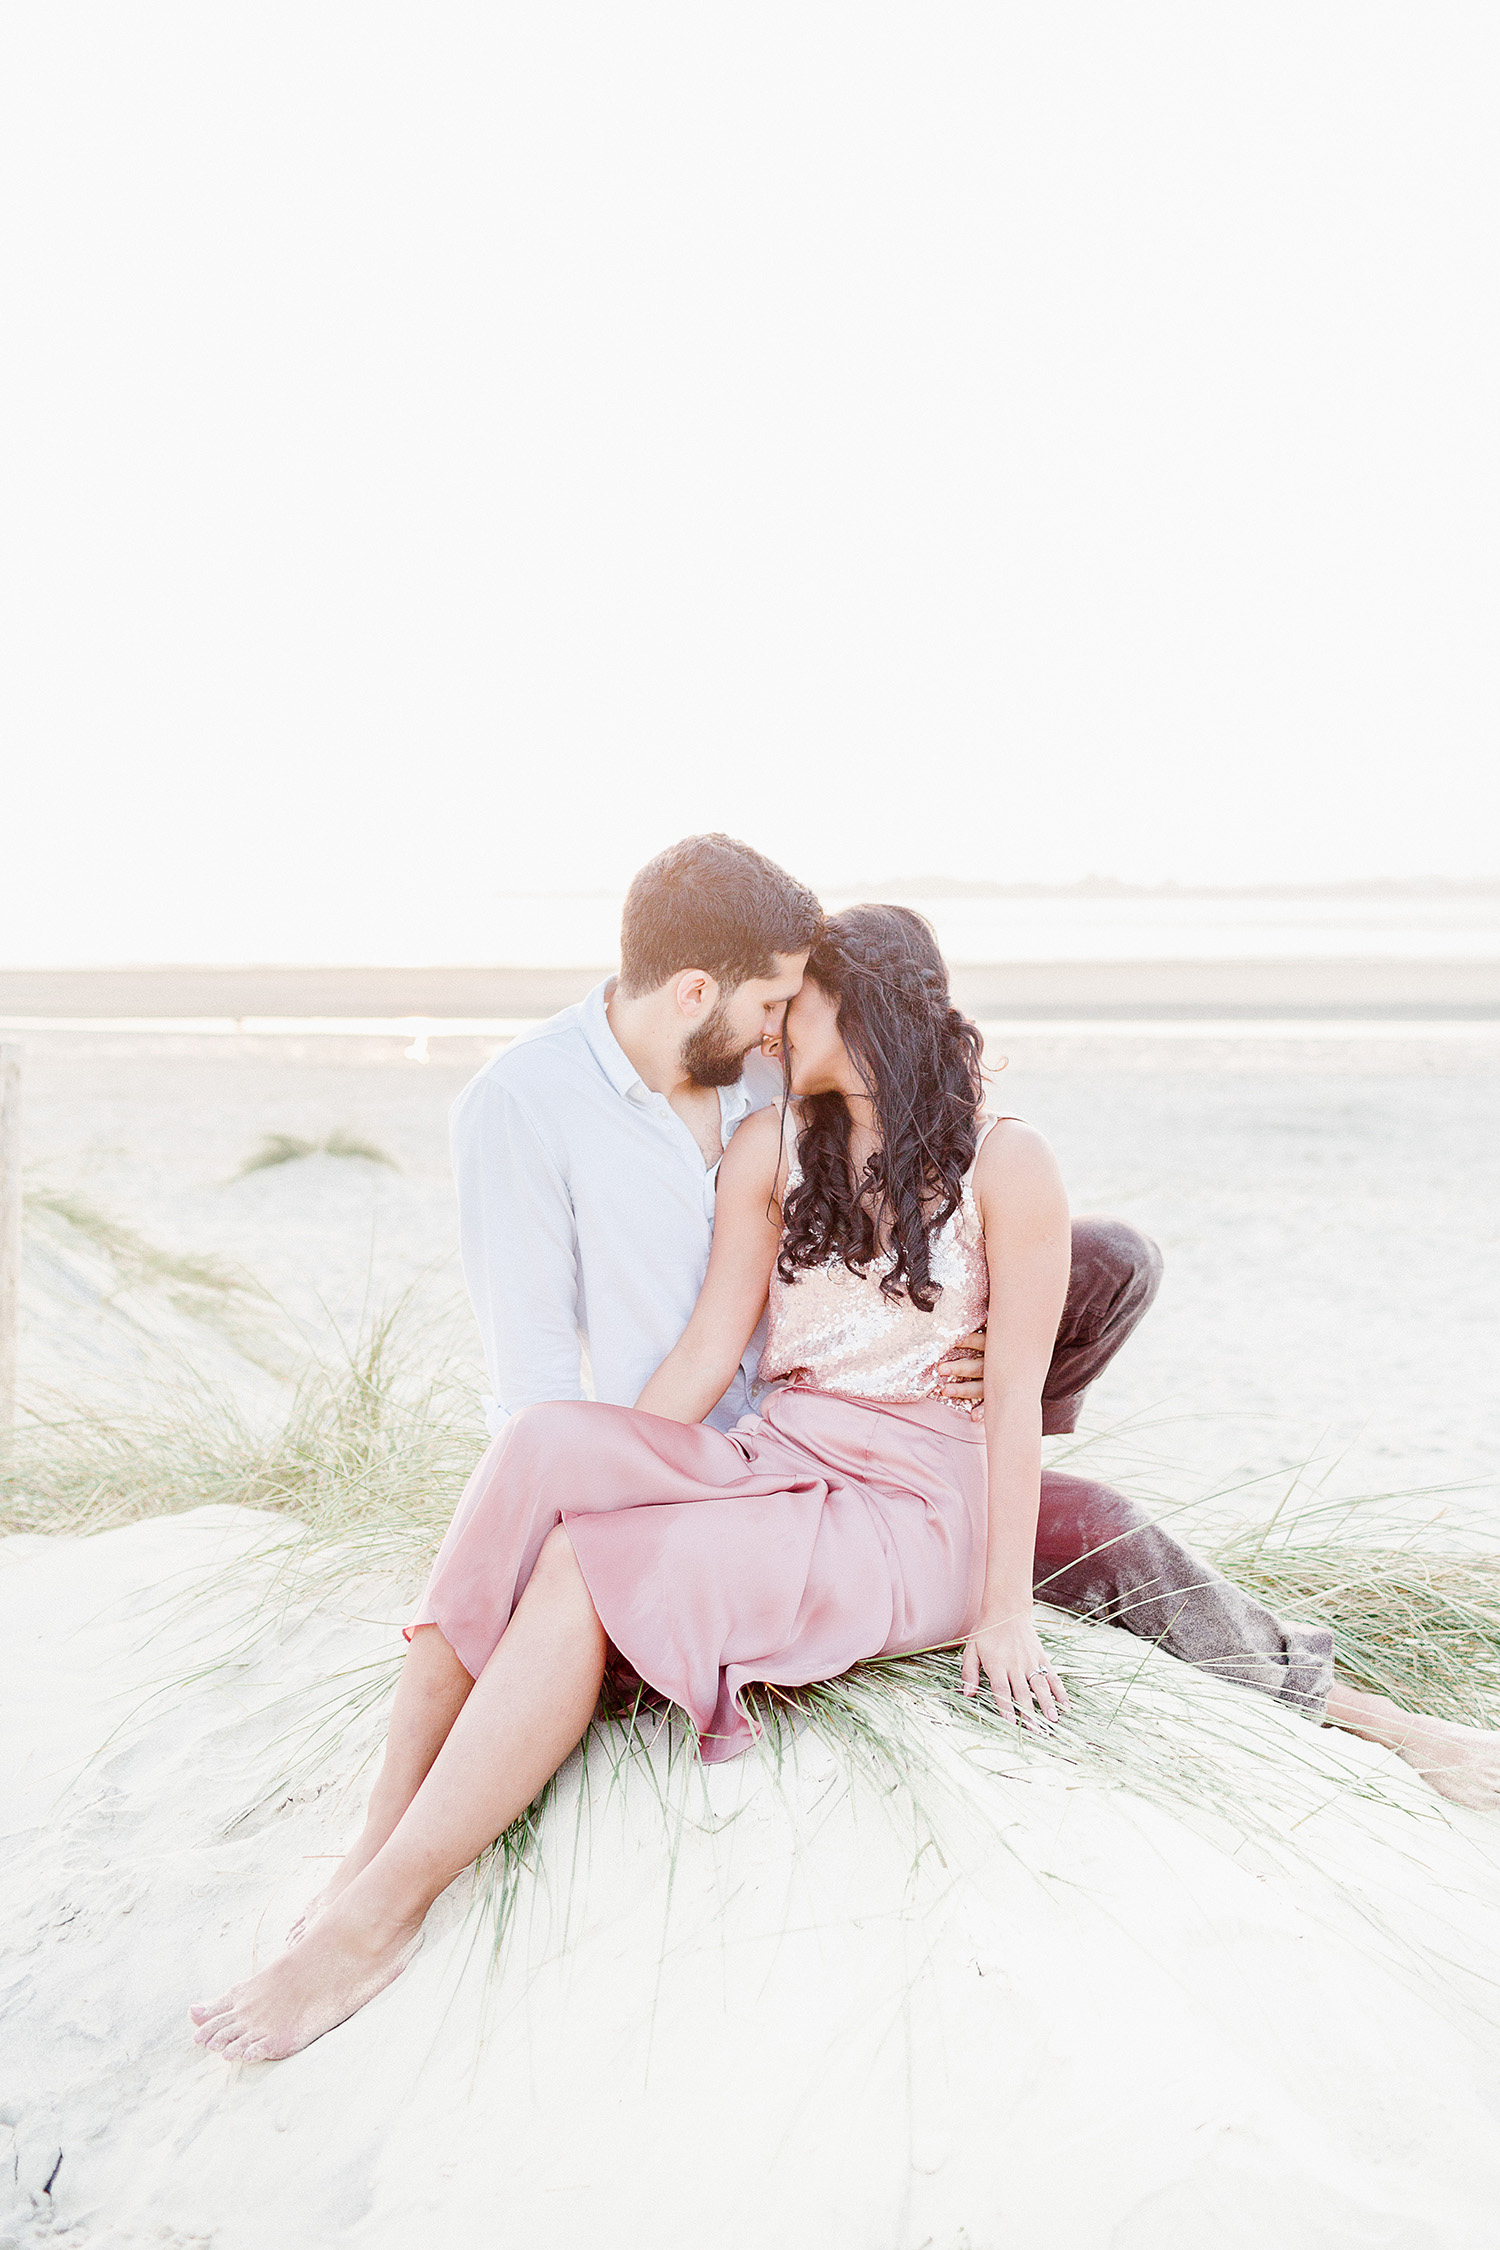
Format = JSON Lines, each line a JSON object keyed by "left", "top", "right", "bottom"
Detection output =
{"left": 0, "top": 1045, "right": 19, "bottom": 1436}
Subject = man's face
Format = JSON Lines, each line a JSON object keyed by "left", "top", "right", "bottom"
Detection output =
{"left": 680, "top": 952, "right": 808, "bottom": 1088}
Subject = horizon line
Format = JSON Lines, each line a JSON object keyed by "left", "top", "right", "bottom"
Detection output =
{"left": 474, "top": 873, "right": 1500, "bottom": 902}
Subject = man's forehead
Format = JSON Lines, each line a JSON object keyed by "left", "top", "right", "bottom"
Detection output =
{"left": 760, "top": 951, "right": 809, "bottom": 995}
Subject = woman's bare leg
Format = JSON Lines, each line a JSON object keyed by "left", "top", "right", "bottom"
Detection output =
{"left": 289, "top": 1624, "right": 475, "bottom": 1939}
{"left": 1325, "top": 1679, "right": 1500, "bottom": 1810}
{"left": 193, "top": 1527, "right": 608, "bottom": 2060}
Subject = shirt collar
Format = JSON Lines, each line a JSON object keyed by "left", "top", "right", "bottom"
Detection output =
{"left": 717, "top": 1075, "right": 757, "bottom": 1130}
{"left": 579, "top": 979, "right": 645, "bottom": 1100}
{"left": 579, "top": 976, "right": 759, "bottom": 1125}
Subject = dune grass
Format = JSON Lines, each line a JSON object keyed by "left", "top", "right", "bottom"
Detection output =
{"left": 0, "top": 1300, "right": 480, "bottom": 1563}
{"left": 1214, "top": 1513, "right": 1500, "bottom": 1732}
{"left": 22, "top": 1183, "right": 285, "bottom": 1371}
{"left": 234, "top": 1130, "right": 399, "bottom": 1179}
{"left": 9, "top": 1299, "right": 1496, "bottom": 1733}
{"left": 7, "top": 1302, "right": 1500, "bottom": 1970}
{"left": 25, "top": 1185, "right": 265, "bottom": 1307}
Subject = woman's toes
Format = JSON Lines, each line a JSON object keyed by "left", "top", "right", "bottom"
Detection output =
{"left": 189, "top": 1999, "right": 227, "bottom": 2025}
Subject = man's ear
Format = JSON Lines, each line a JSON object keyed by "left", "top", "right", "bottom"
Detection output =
{"left": 673, "top": 971, "right": 719, "bottom": 1019}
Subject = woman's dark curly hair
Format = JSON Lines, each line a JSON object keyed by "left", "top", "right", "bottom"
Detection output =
{"left": 777, "top": 904, "right": 986, "bottom": 1312}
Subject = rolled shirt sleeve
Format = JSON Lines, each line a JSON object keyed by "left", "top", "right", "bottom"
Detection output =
{"left": 450, "top": 1071, "right": 585, "bottom": 1434}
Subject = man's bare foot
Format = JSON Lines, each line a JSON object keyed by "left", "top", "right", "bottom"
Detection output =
{"left": 192, "top": 1905, "right": 422, "bottom": 2061}
{"left": 1325, "top": 1683, "right": 1500, "bottom": 1811}
{"left": 1388, "top": 1712, "right": 1500, "bottom": 1811}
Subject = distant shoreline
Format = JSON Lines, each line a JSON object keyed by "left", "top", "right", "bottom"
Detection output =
{"left": 465, "top": 882, "right": 1500, "bottom": 909}
{"left": 822, "top": 876, "right": 1500, "bottom": 902}
{"left": 4, "top": 960, "right": 1500, "bottom": 1022}
{"left": 480, "top": 877, "right": 1500, "bottom": 900}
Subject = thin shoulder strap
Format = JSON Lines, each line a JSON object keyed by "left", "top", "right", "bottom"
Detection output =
{"left": 975, "top": 1111, "right": 1021, "bottom": 1152}
{"left": 964, "top": 1111, "right": 1020, "bottom": 1198}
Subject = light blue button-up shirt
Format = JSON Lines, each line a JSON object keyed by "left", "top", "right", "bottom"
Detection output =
{"left": 451, "top": 979, "right": 782, "bottom": 1436}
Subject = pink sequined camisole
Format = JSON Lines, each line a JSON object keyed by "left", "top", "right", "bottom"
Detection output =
{"left": 758, "top": 1112, "right": 1010, "bottom": 1408}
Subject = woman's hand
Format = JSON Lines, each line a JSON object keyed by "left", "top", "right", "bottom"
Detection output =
{"left": 961, "top": 1610, "right": 1069, "bottom": 1727}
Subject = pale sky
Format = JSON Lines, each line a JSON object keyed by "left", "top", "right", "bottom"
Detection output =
{"left": 3, "top": 4, "right": 1497, "bottom": 964}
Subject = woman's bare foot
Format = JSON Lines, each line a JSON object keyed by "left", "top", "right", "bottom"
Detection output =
{"left": 1325, "top": 1683, "right": 1500, "bottom": 1811}
{"left": 287, "top": 1819, "right": 408, "bottom": 1944}
{"left": 192, "top": 1904, "right": 422, "bottom": 2061}
{"left": 285, "top": 1899, "right": 322, "bottom": 1946}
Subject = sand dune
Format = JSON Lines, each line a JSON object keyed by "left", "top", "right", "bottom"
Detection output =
{"left": 3, "top": 1508, "right": 1499, "bottom": 2248}
{"left": 5, "top": 1023, "right": 1500, "bottom": 2245}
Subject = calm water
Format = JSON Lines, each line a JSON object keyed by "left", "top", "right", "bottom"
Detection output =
{"left": 482, "top": 887, "right": 1500, "bottom": 967}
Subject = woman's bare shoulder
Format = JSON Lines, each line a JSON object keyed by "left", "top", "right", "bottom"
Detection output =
{"left": 977, "top": 1112, "right": 1054, "bottom": 1161}
{"left": 972, "top": 1114, "right": 1067, "bottom": 1209}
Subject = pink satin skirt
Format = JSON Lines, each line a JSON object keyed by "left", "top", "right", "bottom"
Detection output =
{"left": 408, "top": 1386, "right": 989, "bottom": 1763}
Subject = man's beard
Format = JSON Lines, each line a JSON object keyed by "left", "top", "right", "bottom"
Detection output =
{"left": 680, "top": 998, "right": 749, "bottom": 1088}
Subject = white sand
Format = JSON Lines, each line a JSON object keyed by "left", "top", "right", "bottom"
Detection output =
{"left": 3, "top": 1509, "right": 1500, "bottom": 2248}
{"left": 5, "top": 1024, "right": 1500, "bottom": 2244}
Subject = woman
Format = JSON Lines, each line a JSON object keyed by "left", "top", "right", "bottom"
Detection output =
{"left": 189, "top": 903, "right": 1079, "bottom": 2060}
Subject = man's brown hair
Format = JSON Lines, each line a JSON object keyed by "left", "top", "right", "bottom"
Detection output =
{"left": 618, "top": 834, "right": 823, "bottom": 996}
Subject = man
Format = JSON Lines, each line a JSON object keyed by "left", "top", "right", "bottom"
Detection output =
{"left": 453, "top": 834, "right": 823, "bottom": 1439}
{"left": 452, "top": 833, "right": 1500, "bottom": 1807}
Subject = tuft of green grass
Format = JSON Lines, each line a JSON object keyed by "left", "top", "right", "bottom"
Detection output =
{"left": 0, "top": 1299, "right": 483, "bottom": 1565}
{"left": 1213, "top": 1513, "right": 1500, "bottom": 1731}
{"left": 24, "top": 1186, "right": 263, "bottom": 1303}
{"left": 21, "top": 1184, "right": 289, "bottom": 1373}
{"left": 234, "top": 1130, "right": 399, "bottom": 1179}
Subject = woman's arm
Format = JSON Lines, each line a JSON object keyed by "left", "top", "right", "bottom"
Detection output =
{"left": 962, "top": 1121, "right": 1073, "bottom": 1724}
{"left": 634, "top": 1106, "right": 786, "bottom": 1425}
